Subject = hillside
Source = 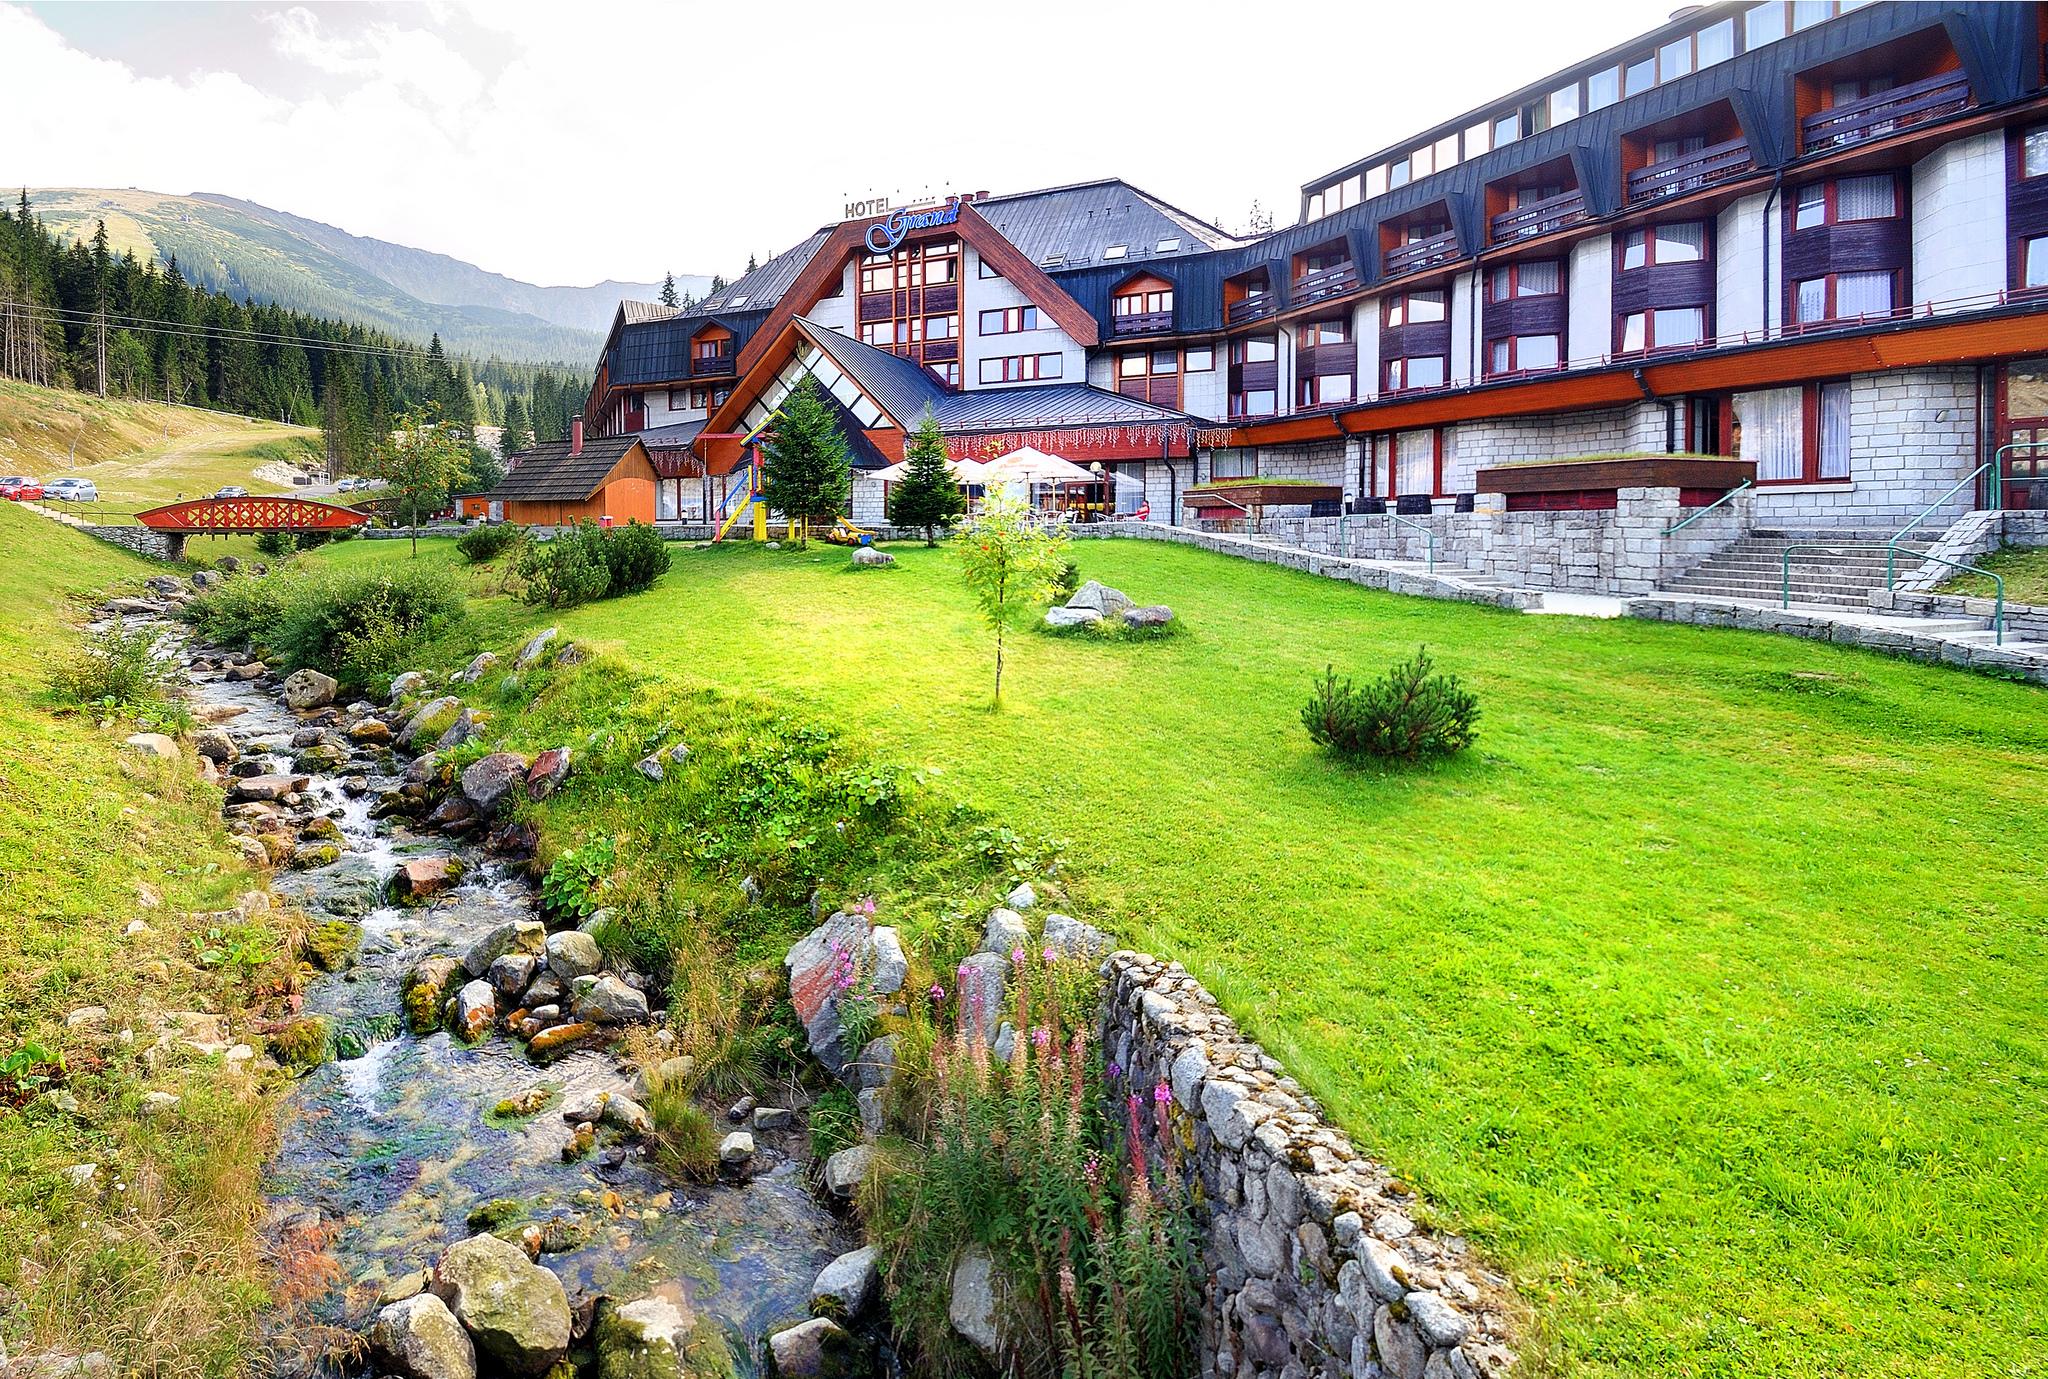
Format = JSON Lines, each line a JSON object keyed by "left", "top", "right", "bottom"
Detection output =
{"left": 0, "top": 378, "right": 317, "bottom": 514}
{"left": 28, "top": 188, "right": 709, "bottom": 365}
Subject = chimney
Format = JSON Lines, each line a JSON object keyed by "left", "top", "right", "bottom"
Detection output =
{"left": 570, "top": 416, "right": 584, "bottom": 457}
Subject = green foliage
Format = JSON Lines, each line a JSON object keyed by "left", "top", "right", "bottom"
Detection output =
{"left": 1052, "top": 556, "right": 1081, "bottom": 598}
{"left": 183, "top": 564, "right": 465, "bottom": 690}
{"left": 888, "top": 406, "right": 965, "bottom": 545}
{"left": 517, "top": 525, "right": 611, "bottom": 608}
{"left": 759, "top": 375, "right": 851, "bottom": 544}
{"left": 646, "top": 1088, "right": 718, "bottom": 1180}
{"left": 809, "top": 1087, "right": 860, "bottom": 1160}
{"left": 455, "top": 521, "right": 523, "bottom": 565}
{"left": 267, "top": 1016, "right": 331, "bottom": 1071}
{"left": 955, "top": 493, "right": 1070, "bottom": 706}
{"left": 598, "top": 520, "right": 672, "bottom": 595}
{"left": 46, "top": 617, "right": 179, "bottom": 717}
{"left": 253, "top": 529, "right": 299, "bottom": 558}
{"left": 1302, "top": 649, "right": 1479, "bottom": 763}
{"left": 368, "top": 403, "right": 474, "bottom": 554}
{"left": 189, "top": 921, "right": 274, "bottom": 981}
{"left": 541, "top": 834, "right": 616, "bottom": 921}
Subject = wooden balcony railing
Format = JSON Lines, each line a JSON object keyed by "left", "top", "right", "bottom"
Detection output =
{"left": 1383, "top": 230, "right": 1461, "bottom": 277}
{"left": 1292, "top": 262, "right": 1359, "bottom": 306}
{"left": 1112, "top": 310, "right": 1173, "bottom": 336}
{"left": 1626, "top": 137, "right": 1753, "bottom": 204}
{"left": 1489, "top": 189, "right": 1588, "bottom": 243}
{"left": 1226, "top": 294, "right": 1279, "bottom": 325}
{"left": 691, "top": 351, "right": 735, "bottom": 376}
{"left": 1800, "top": 69, "right": 1972, "bottom": 154}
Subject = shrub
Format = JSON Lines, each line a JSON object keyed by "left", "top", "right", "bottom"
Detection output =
{"left": 598, "top": 521, "right": 671, "bottom": 595}
{"left": 455, "top": 522, "right": 522, "bottom": 564}
{"left": 540, "top": 834, "right": 615, "bottom": 921}
{"left": 1302, "top": 648, "right": 1479, "bottom": 763}
{"left": 183, "top": 565, "right": 465, "bottom": 690}
{"left": 1052, "top": 556, "right": 1081, "bottom": 599}
{"left": 518, "top": 527, "right": 610, "bottom": 608}
{"left": 47, "top": 618, "right": 178, "bottom": 713}
{"left": 254, "top": 530, "right": 298, "bottom": 558}
{"left": 645, "top": 1087, "right": 718, "bottom": 1180}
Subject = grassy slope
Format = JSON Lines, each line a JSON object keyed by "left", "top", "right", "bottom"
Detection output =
{"left": 319, "top": 535, "right": 2048, "bottom": 1378}
{"left": 0, "top": 377, "right": 320, "bottom": 515}
{"left": 1937, "top": 543, "right": 2048, "bottom": 605}
{"left": 0, "top": 501, "right": 287, "bottom": 1371}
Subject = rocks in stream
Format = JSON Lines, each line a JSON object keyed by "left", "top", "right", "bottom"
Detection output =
{"left": 395, "top": 856, "right": 463, "bottom": 903}
{"left": 544, "top": 930, "right": 602, "bottom": 981}
{"left": 767, "top": 1318, "right": 857, "bottom": 1379}
{"left": 464, "top": 920, "right": 547, "bottom": 977}
{"left": 593, "top": 1295, "right": 697, "bottom": 1379}
{"left": 431, "top": 1233, "right": 571, "bottom": 1376}
{"left": 460, "top": 752, "right": 531, "bottom": 815}
{"left": 454, "top": 980, "right": 498, "bottom": 1043}
{"left": 573, "top": 974, "right": 649, "bottom": 1025}
{"left": 527, "top": 1021, "right": 602, "bottom": 1064}
{"left": 810, "top": 1245, "right": 879, "bottom": 1322}
{"left": 228, "top": 773, "right": 309, "bottom": 803}
{"left": 370, "top": 1293, "right": 476, "bottom": 1379}
{"left": 403, "top": 957, "right": 465, "bottom": 1035}
{"left": 281, "top": 668, "right": 339, "bottom": 710}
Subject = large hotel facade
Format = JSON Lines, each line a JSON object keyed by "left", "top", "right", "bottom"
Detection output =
{"left": 578, "top": 1, "right": 2048, "bottom": 592}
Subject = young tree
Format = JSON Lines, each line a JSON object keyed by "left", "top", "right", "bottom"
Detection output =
{"left": 369, "top": 403, "right": 472, "bottom": 556}
{"left": 956, "top": 493, "right": 1068, "bottom": 708}
{"left": 887, "top": 406, "right": 964, "bottom": 545}
{"left": 758, "top": 375, "right": 850, "bottom": 548}
{"left": 658, "top": 272, "right": 679, "bottom": 308}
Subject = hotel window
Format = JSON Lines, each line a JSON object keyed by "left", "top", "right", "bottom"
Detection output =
{"left": 1465, "top": 121, "right": 1491, "bottom": 156}
{"left": 978, "top": 258, "right": 1003, "bottom": 280}
{"left": 688, "top": 385, "right": 714, "bottom": 410}
{"left": 1390, "top": 429, "right": 1438, "bottom": 496}
{"left": 1745, "top": 2, "right": 1788, "bottom": 47}
{"left": 978, "top": 306, "right": 1041, "bottom": 335}
{"left": 1228, "top": 336, "right": 1277, "bottom": 419}
{"left": 1487, "top": 260, "right": 1561, "bottom": 301}
{"left": 1104, "top": 244, "right": 1128, "bottom": 260}
{"left": 1157, "top": 237, "right": 1181, "bottom": 253}
{"left": 2025, "top": 126, "right": 2048, "bottom": 178}
{"left": 1184, "top": 347, "right": 1214, "bottom": 372}
{"left": 1624, "top": 54, "right": 1656, "bottom": 97}
{"left": 1230, "top": 388, "right": 1277, "bottom": 419}
{"left": 1304, "top": 317, "right": 1352, "bottom": 346}
{"left": 1366, "top": 165, "right": 1389, "bottom": 197}
{"left": 1621, "top": 221, "right": 1706, "bottom": 269}
{"left": 1382, "top": 289, "right": 1447, "bottom": 327}
{"left": 1114, "top": 285, "right": 1174, "bottom": 317}
{"left": 978, "top": 353, "right": 1063, "bottom": 384}
{"left": 1117, "top": 350, "right": 1182, "bottom": 406}
{"left": 1383, "top": 355, "right": 1447, "bottom": 391}
{"left": 1488, "top": 335, "right": 1561, "bottom": 375}
{"left": 1300, "top": 374, "right": 1354, "bottom": 407}
{"left": 1792, "top": 174, "right": 1898, "bottom": 230}
{"left": 928, "top": 361, "right": 961, "bottom": 386}
{"left": 1794, "top": 271, "right": 1896, "bottom": 323}
{"left": 860, "top": 321, "right": 897, "bottom": 347}
{"left": 2024, "top": 238, "right": 2048, "bottom": 290}
{"left": 1588, "top": 66, "right": 1621, "bottom": 111}
{"left": 1492, "top": 112, "right": 1519, "bottom": 147}
{"left": 1212, "top": 451, "right": 1256, "bottom": 480}
{"left": 1738, "top": 382, "right": 1851, "bottom": 482}
{"left": 1232, "top": 336, "right": 1277, "bottom": 364}
{"left": 695, "top": 338, "right": 729, "bottom": 362}
{"left": 1619, "top": 307, "right": 1706, "bottom": 352}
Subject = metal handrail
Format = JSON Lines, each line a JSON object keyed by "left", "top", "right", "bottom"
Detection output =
{"left": 1913, "top": 553, "right": 2004, "bottom": 644}
{"left": 1340, "top": 509, "right": 1435, "bottom": 571}
{"left": 1885, "top": 455, "right": 2010, "bottom": 582}
{"left": 1780, "top": 541, "right": 1890, "bottom": 608}
{"left": 1662, "top": 478, "right": 1752, "bottom": 536}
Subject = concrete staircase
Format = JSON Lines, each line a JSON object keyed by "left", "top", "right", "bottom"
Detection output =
{"left": 1659, "top": 530, "right": 1937, "bottom": 609}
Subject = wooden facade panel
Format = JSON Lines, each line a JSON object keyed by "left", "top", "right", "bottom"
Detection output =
{"left": 1477, "top": 456, "right": 1754, "bottom": 494}
{"left": 1483, "top": 295, "right": 1568, "bottom": 340}
{"left": 1612, "top": 260, "right": 1715, "bottom": 314}
{"left": 1783, "top": 219, "right": 1912, "bottom": 281}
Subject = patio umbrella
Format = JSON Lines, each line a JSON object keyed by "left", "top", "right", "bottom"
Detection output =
{"left": 980, "top": 446, "right": 1094, "bottom": 485}
{"left": 871, "top": 456, "right": 989, "bottom": 484}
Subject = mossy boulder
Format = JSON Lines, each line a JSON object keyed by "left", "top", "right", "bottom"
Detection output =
{"left": 403, "top": 956, "right": 465, "bottom": 1035}
{"left": 269, "top": 1015, "right": 331, "bottom": 1071}
{"left": 303, "top": 919, "right": 361, "bottom": 972}
{"left": 430, "top": 1232, "right": 571, "bottom": 1375}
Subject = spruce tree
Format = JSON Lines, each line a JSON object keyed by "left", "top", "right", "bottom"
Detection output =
{"left": 758, "top": 375, "right": 851, "bottom": 548}
{"left": 659, "top": 272, "right": 679, "bottom": 308}
{"left": 888, "top": 406, "right": 964, "bottom": 545}
{"left": 500, "top": 395, "right": 530, "bottom": 456}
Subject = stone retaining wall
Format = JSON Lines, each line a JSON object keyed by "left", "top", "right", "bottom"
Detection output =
{"left": 1625, "top": 594, "right": 2048, "bottom": 682}
{"left": 1072, "top": 523, "right": 1542, "bottom": 611}
{"left": 82, "top": 525, "right": 184, "bottom": 561}
{"left": 1101, "top": 952, "right": 1516, "bottom": 1379}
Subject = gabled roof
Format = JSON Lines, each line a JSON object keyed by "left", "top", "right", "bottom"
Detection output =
{"left": 691, "top": 231, "right": 832, "bottom": 315}
{"left": 490, "top": 434, "right": 647, "bottom": 502}
{"left": 973, "top": 178, "right": 1242, "bottom": 271}
{"left": 932, "top": 382, "right": 1193, "bottom": 432}
{"left": 618, "top": 300, "right": 681, "bottom": 326}
{"left": 801, "top": 319, "right": 949, "bottom": 423}
{"left": 635, "top": 419, "right": 707, "bottom": 450}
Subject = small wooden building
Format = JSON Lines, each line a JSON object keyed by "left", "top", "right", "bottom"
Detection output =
{"left": 479, "top": 421, "right": 658, "bottom": 526}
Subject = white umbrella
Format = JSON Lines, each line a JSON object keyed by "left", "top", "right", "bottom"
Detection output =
{"left": 873, "top": 456, "right": 991, "bottom": 484}
{"left": 980, "top": 446, "right": 1094, "bottom": 484}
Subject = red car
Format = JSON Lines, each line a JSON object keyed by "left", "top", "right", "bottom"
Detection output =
{"left": 3, "top": 481, "right": 44, "bottom": 501}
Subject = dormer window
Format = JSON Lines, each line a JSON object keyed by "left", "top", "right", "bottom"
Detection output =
{"left": 728, "top": 295, "right": 749, "bottom": 308}
{"left": 1104, "top": 244, "right": 1128, "bottom": 260}
{"left": 1156, "top": 237, "right": 1181, "bottom": 253}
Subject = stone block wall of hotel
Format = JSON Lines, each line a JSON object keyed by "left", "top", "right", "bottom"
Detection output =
{"left": 1745, "top": 367, "right": 1981, "bottom": 528}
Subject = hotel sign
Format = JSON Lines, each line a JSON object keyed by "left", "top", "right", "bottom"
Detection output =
{"left": 862, "top": 196, "right": 965, "bottom": 254}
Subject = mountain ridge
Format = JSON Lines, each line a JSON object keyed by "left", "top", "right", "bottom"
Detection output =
{"left": 28, "top": 187, "right": 711, "bottom": 365}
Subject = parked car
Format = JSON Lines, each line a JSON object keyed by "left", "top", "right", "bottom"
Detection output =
{"left": 45, "top": 479, "right": 99, "bottom": 502}
{"left": 0, "top": 476, "right": 37, "bottom": 496}
{"left": 5, "top": 482, "right": 46, "bottom": 501}
{"left": 214, "top": 485, "right": 249, "bottom": 498}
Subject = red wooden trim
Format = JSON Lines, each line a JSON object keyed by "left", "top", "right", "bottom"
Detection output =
{"left": 137, "top": 496, "right": 369, "bottom": 533}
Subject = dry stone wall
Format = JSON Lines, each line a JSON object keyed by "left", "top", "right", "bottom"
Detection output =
{"left": 1101, "top": 952, "right": 1516, "bottom": 1379}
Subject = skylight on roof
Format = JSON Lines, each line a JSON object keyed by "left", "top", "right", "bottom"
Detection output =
{"left": 1103, "top": 244, "right": 1128, "bottom": 259}
{"left": 1041, "top": 253, "right": 1065, "bottom": 268}
{"left": 1156, "top": 237, "right": 1181, "bottom": 253}
{"left": 729, "top": 295, "right": 749, "bottom": 307}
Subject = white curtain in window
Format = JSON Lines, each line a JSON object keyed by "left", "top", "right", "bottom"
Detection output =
{"left": 1655, "top": 222, "right": 1706, "bottom": 260}
{"left": 1819, "top": 382, "right": 1852, "bottom": 479}
{"left": 1738, "top": 387, "right": 1804, "bottom": 481}
{"left": 1835, "top": 272, "right": 1893, "bottom": 319}
{"left": 2029, "top": 238, "right": 2048, "bottom": 289}
{"left": 1796, "top": 278, "right": 1829, "bottom": 322}
{"left": 1836, "top": 175, "right": 1895, "bottom": 221}
{"left": 1395, "top": 430, "right": 1435, "bottom": 494}
{"left": 1517, "top": 259, "right": 1561, "bottom": 295}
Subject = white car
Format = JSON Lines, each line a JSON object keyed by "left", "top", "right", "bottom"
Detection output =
{"left": 44, "top": 479, "right": 98, "bottom": 502}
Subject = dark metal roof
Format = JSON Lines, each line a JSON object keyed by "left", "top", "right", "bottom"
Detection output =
{"left": 610, "top": 307, "right": 772, "bottom": 386}
{"left": 636, "top": 419, "right": 706, "bottom": 449}
{"left": 490, "top": 434, "right": 645, "bottom": 502}
{"left": 973, "top": 179, "right": 1241, "bottom": 271}
{"left": 692, "top": 231, "right": 831, "bottom": 315}
{"left": 933, "top": 383, "right": 1193, "bottom": 431}
{"left": 799, "top": 320, "right": 949, "bottom": 423}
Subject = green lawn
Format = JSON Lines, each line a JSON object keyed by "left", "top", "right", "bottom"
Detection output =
{"left": 1938, "top": 543, "right": 2048, "bottom": 605}
{"left": 318, "top": 535, "right": 2048, "bottom": 1378}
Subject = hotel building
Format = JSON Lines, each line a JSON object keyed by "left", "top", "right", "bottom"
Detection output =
{"left": 579, "top": 1, "right": 2048, "bottom": 594}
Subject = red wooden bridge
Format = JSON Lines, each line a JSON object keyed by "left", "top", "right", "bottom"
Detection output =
{"left": 133, "top": 495, "right": 370, "bottom": 559}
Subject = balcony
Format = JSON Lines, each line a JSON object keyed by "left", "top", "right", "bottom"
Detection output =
{"left": 1112, "top": 310, "right": 1173, "bottom": 336}
{"left": 691, "top": 350, "right": 735, "bottom": 376}
{"left": 1292, "top": 261, "right": 1359, "bottom": 307}
{"left": 1226, "top": 294, "right": 1279, "bottom": 326}
{"left": 1626, "top": 137, "right": 1753, "bottom": 205}
{"left": 1489, "top": 189, "right": 1588, "bottom": 244}
{"left": 1383, "top": 231, "right": 1461, "bottom": 278}
{"left": 1800, "top": 70, "right": 1972, "bottom": 154}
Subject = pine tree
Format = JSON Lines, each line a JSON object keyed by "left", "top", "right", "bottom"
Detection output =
{"left": 758, "top": 375, "right": 851, "bottom": 547}
{"left": 887, "top": 406, "right": 964, "bottom": 545}
{"left": 745, "top": 253, "right": 757, "bottom": 274}
{"left": 500, "top": 395, "right": 531, "bottom": 457}
{"left": 658, "top": 272, "right": 679, "bottom": 308}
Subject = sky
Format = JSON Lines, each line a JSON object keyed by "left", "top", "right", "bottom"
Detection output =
{"left": 4, "top": 0, "right": 1675, "bottom": 289}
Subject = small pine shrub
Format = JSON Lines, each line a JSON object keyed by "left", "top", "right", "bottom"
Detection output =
{"left": 517, "top": 527, "right": 611, "bottom": 608}
{"left": 1052, "top": 556, "right": 1081, "bottom": 598}
{"left": 455, "top": 522, "right": 521, "bottom": 564}
{"left": 598, "top": 521, "right": 671, "bottom": 595}
{"left": 1302, "top": 648, "right": 1479, "bottom": 763}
